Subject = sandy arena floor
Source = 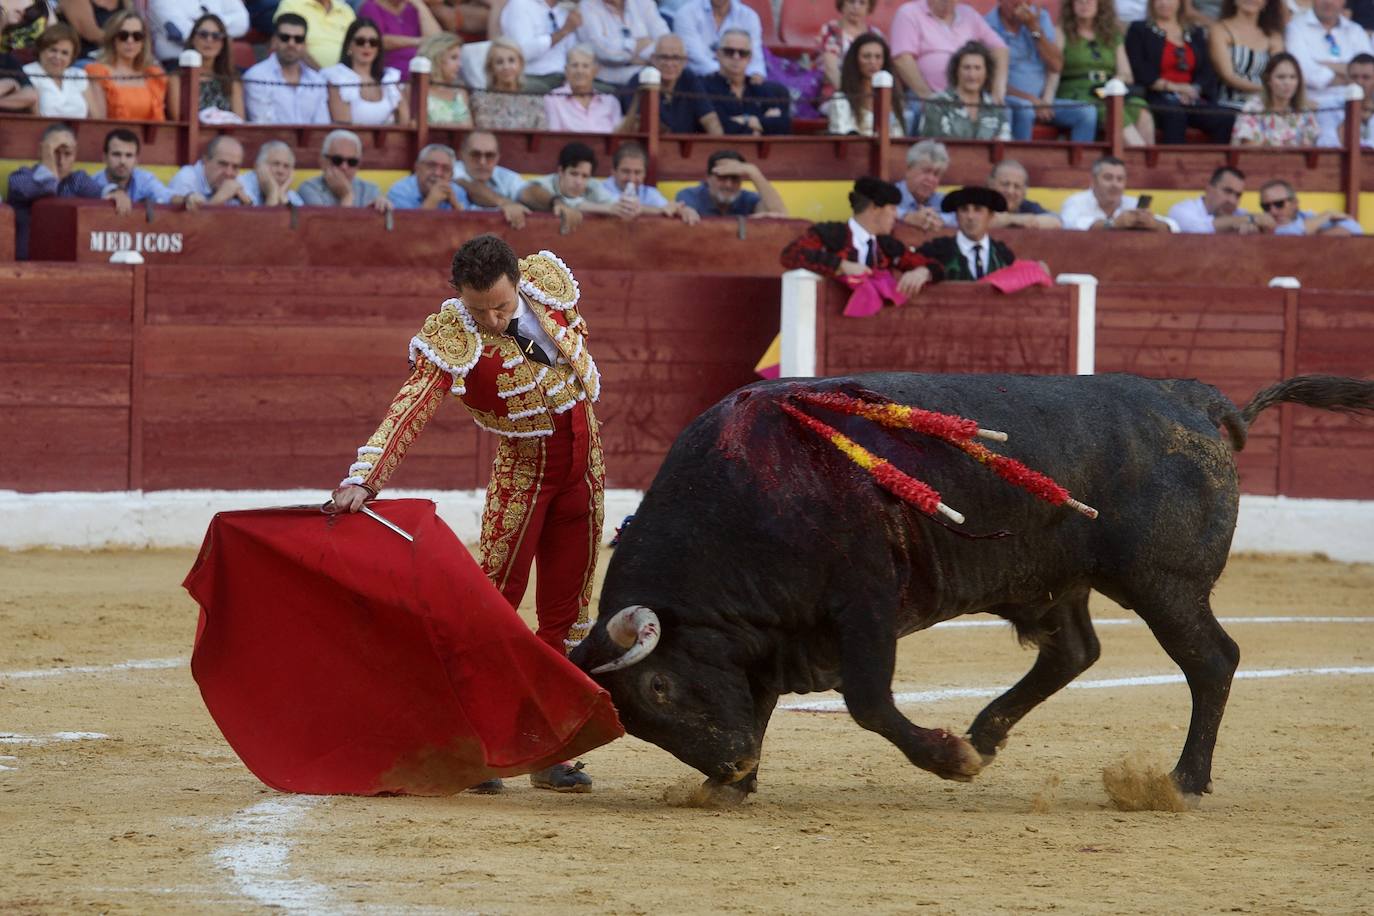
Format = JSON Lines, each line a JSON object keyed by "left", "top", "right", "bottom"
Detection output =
{"left": 1, "top": 548, "right": 1372, "bottom": 914}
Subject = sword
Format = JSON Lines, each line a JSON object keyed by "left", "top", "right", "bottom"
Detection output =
{"left": 360, "top": 506, "right": 415, "bottom": 542}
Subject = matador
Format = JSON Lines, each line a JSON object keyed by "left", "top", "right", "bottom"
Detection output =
{"left": 332, "top": 234, "right": 603, "bottom": 793}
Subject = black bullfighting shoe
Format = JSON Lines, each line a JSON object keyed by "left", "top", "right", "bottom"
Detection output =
{"left": 467, "top": 778, "right": 504, "bottom": 794}
{"left": 529, "top": 761, "right": 592, "bottom": 792}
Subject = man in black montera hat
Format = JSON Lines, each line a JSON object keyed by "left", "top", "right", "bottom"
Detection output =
{"left": 780, "top": 176, "right": 944, "bottom": 299}
{"left": 915, "top": 186, "right": 1017, "bottom": 282}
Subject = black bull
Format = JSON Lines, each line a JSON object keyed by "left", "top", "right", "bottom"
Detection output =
{"left": 569, "top": 373, "right": 1374, "bottom": 799}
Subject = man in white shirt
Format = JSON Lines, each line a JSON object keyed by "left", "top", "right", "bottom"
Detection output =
{"left": 1166, "top": 166, "right": 1273, "bottom": 234}
{"left": 1060, "top": 156, "right": 1178, "bottom": 232}
{"left": 1318, "top": 52, "right": 1374, "bottom": 147}
{"left": 454, "top": 131, "right": 531, "bottom": 228}
{"left": 500, "top": 0, "right": 584, "bottom": 92}
{"left": 672, "top": 0, "right": 766, "bottom": 80}
{"left": 148, "top": 0, "right": 249, "bottom": 65}
{"left": 1285, "top": 0, "right": 1373, "bottom": 138}
{"left": 243, "top": 15, "right": 331, "bottom": 125}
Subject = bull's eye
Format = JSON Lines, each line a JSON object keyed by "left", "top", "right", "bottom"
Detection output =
{"left": 649, "top": 673, "right": 669, "bottom": 703}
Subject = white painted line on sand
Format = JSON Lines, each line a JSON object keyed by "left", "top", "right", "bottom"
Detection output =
{"left": 0, "top": 657, "right": 188, "bottom": 680}
{"left": 780, "top": 664, "right": 1374, "bottom": 713}
{"left": 0, "top": 731, "right": 110, "bottom": 744}
{"left": 210, "top": 797, "right": 332, "bottom": 913}
{"left": 933, "top": 616, "right": 1372, "bottom": 630}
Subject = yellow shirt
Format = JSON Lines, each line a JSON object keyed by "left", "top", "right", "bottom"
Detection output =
{"left": 274, "top": 0, "right": 356, "bottom": 70}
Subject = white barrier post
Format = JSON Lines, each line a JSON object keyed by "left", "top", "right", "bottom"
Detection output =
{"left": 1267, "top": 276, "right": 1301, "bottom": 289}
{"left": 779, "top": 268, "right": 821, "bottom": 377}
{"left": 1055, "top": 273, "right": 1097, "bottom": 375}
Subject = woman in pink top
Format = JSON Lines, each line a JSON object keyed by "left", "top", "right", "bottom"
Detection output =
{"left": 888, "top": 0, "right": 1008, "bottom": 100}
{"left": 543, "top": 44, "right": 622, "bottom": 132}
{"left": 356, "top": 0, "right": 441, "bottom": 74}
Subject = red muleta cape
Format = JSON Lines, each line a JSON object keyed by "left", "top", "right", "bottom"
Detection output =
{"left": 183, "top": 499, "right": 623, "bottom": 796}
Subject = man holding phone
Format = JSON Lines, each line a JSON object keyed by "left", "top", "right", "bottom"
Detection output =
{"left": 1059, "top": 155, "right": 1178, "bottom": 232}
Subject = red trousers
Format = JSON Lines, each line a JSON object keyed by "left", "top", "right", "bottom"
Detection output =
{"left": 478, "top": 402, "right": 604, "bottom": 654}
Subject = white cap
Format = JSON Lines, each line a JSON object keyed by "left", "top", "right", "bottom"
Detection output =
{"left": 637, "top": 66, "right": 661, "bottom": 87}
{"left": 110, "top": 250, "right": 145, "bottom": 265}
{"left": 178, "top": 49, "right": 203, "bottom": 69}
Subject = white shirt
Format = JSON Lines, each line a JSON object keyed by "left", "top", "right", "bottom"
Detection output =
{"left": 500, "top": 0, "right": 578, "bottom": 77}
{"left": 1165, "top": 196, "right": 1250, "bottom": 233}
{"left": 1318, "top": 106, "right": 1374, "bottom": 147}
{"left": 321, "top": 64, "right": 404, "bottom": 125}
{"left": 955, "top": 231, "right": 991, "bottom": 278}
{"left": 511, "top": 296, "right": 563, "bottom": 364}
{"left": 244, "top": 54, "right": 331, "bottom": 124}
{"left": 576, "top": 0, "right": 670, "bottom": 85}
{"left": 1059, "top": 189, "right": 1180, "bottom": 232}
{"left": 847, "top": 217, "right": 876, "bottom": 267}
{"left": 147, "top": 0, "right": 249, "bottom": 63}
{"left": 1283, "top": 10, "right": 1372, "bottom": 102}
{"left": 22, "top": 62, "right": 89, "bottom": 118}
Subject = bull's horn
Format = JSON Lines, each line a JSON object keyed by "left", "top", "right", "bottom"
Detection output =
{"left": 591, "top": 605, "right": 661, "bottom": 674}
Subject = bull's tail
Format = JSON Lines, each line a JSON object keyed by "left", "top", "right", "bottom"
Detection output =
{"left": 1225, "top": 374, "right": 1374, "bottom": 452}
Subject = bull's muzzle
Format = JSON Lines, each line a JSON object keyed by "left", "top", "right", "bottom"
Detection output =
{"left": 590, "top": 605, "right": 661, "bottom": 674}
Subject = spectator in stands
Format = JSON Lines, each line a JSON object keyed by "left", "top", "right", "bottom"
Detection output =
{"left": 419, "top": 32, "right": 472, "bottom": 126}
{"left": 245, "top": 14, "right": 331, "bottom": 123}
{"left": 57, "top": 0, "right": 131, "bottom": 61}
{"left": 704, "top": 27, "right": 790, "bottom": 134}
{"left": 86, "top": 10, "right": 169, "bottom": 120}
{"left": 517, "top": 140, "right": 621, "bottom": 233}
{"left": 0, "top": 46, "right": 36, "bottom": 110}
{"left": 388, "top": 142, "right": 470, "bottom": 209}
{"left": 23, "top": 24, "right": 103, "bottom": 118}
{"left": 274, "top": 0, "right": 355, "bottom": 69}
{"left": 1166, "top": 165, "right": 1275, "bottom": 232}
{"left": 916, "top": 186, "right": 1016, "bottom": 280}
{"left": 673, "top": 0, "right": 765, "bottom": 81}
{"left": 780, "top": 176, "right": 939, "bottom": 296}
{"left": 165, "top": 13, "right": 246, "bottom": 121}
{"left": 499, "top": 0, "right": 581, "bottom": 92}
{"left": 1285, "top": 0, "right": 1373, "bottom": 139}
{"left": 1056, "top": 0, "right": 1154, "bottom": 144}
{"left": 1126, "top": 0, "right": 1231, "bottom": 144}
{"left": 239, "top": 139, "right": 306, "bottom": 205}
{"left": 2, "top": 0, "right": 51, "bottom": 61}
{"left": 920, "top": 40, "right": 1013, "bottom": 137}
{"left": 577, "top": 0, "right": 668, "bottom": 88}
{"left": 358, "top": 0, "right": 442, "bottom": 75}
{"left": 325, "top": 17, "right": 409, "bottom": 125}
{"left": 818, "top": 0, "right": 885, "bottom": 91}
{"left": 7, "top": 122, "right": 105, "bottom": 259}
{"left": 1319, "top": 52, "right": 1374, "bottom": 146}
{"left": 147, "top": 0, "right": 247, "bottom": 68}
{"left": 619, "top": 34, "right": 722, "bottom": 132}
{"left": 601, "top": 139, "right": 700, "bottom": 222}
{"left": 987, "top": 0, "right": 1097, "bottom": 142}
{"left": 889, "top": 0, "right": 1008, "bottom": 125}
{"left": 168, "top": 134, "right": 252, "bottom": 208}
{"left": 674, "top": 148, "right": 788, "bottom": 217}
{"left": 472, "top": 37, "right": 548, "bottom": 128}
{"left": 453, "top": 130, "right": 530, "bottom": 226}
{"left": 298, "top": 128, "right": 393, "bottom": 209}
{"left": 897, "top": 139, "right": 955, "bottom": 230}
{"left": 93, "top": 126, "right": 172, "bottom": 213}
{"left": 988, "top": 158, "right": 1062, "bottom": 228}
{"left": 829, "top": 32, "right": 905, "bottom": 135}
{"left": 1209, "top": 0, "right": 1284, "bottom": 116}
{"left": 1259, "top": 177, "right": 1364, "bottom": 235}
{"left": 544, "top": 44, "right": 622, "bottom": 131}
{"left": 1231, "top": 52, "right": 1321, "bottom": 144}
{"left": 1060, "top": 154, "right": 1178, "bottom": 230}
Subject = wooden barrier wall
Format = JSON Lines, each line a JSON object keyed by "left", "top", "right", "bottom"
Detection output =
{"left": 2, "top": 263, "right": 1369, "bottom": 498}
{"left": 25, "top": 201, "right": 1374, "bottom": 290}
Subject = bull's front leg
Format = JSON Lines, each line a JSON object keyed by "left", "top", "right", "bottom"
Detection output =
{"left": 835, "top": 601, "right": 983, "bottom": 782}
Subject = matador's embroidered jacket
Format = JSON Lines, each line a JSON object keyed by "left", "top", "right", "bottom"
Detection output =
{"left": 340, "top": 250, "right": 602, "bottom": 492}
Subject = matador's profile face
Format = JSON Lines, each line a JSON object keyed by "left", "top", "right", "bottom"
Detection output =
{"left": 460, "top": 275, "right": 521, "bottom": 334}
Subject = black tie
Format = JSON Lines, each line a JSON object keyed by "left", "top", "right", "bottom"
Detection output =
{"left": 973, "top": 245, "right": 984, "bottom": 279}
{"left": 866, "top": 238, "right": 876, "bottom": 267}
{"left": 506, "top": 318, "right": 553, "bottom": 366}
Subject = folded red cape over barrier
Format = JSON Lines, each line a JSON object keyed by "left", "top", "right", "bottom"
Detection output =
{"left": 183, "top": 499, "right": 623, "bottom": 796}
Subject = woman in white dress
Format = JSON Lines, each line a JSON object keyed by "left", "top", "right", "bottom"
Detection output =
{"left": 323, "top": 17, "right": 409, "bottom": 126}
{"left": 23, "top": 23, "right": 106, "bottom": 118}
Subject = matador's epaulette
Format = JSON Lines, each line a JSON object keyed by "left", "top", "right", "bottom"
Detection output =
{"left": 410, "top": 300, "right": 482, "bottom": 395}
{"left": 518, "top": 250, "right": 580, "bottom": 311}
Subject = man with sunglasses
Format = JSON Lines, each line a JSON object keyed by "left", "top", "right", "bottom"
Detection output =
{"left": 702, "top": 28, "right": 790, "bottom": 135}
{"left": 298, "top": 129, "right": 392, "bottom": 211}
{"left": 1259, "top": 179, "right": 1364, "bottom": 237}
{"left": 672, "top": 0, "right": 765, "bottom": 81}
{"left": 274, "top": 0, "right": 356, "bottom": 69}
{"left": 148, "top": 0, "right": 249, "bottom": 66}
{"left": 1166, "top": 166, "right": 1273, "bottom": 235}
{"left": 673, "top": 149, "right": 787, "bottom": 218}
{"left": 1284, "top": 0, "right": 1373, "bottom": 140}
{"left": 6, "top": 122, "right": 105, "bottom": 260}
{"left": 244, "top": 14, "right": 331, "bottom": 124}
{"left": 622, "top": 35, "right": 724, "bottom": 133}
{"left": 455, "top": 132, "right": 533, "bottom": 228}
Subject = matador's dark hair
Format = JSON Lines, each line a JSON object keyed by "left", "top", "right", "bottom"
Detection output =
{"left": 451, "top": 234, "right": 520, "bottom": 292}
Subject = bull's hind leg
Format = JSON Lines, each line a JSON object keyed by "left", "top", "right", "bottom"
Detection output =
{"left": 836, "top": 603, "right": 983, "bottom": 782}
{"left": 967, "top": 590, "right": 1100, "bottom": 764}
{"left": 1132, "top": 584, "right": 1240, "bottom": 796}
